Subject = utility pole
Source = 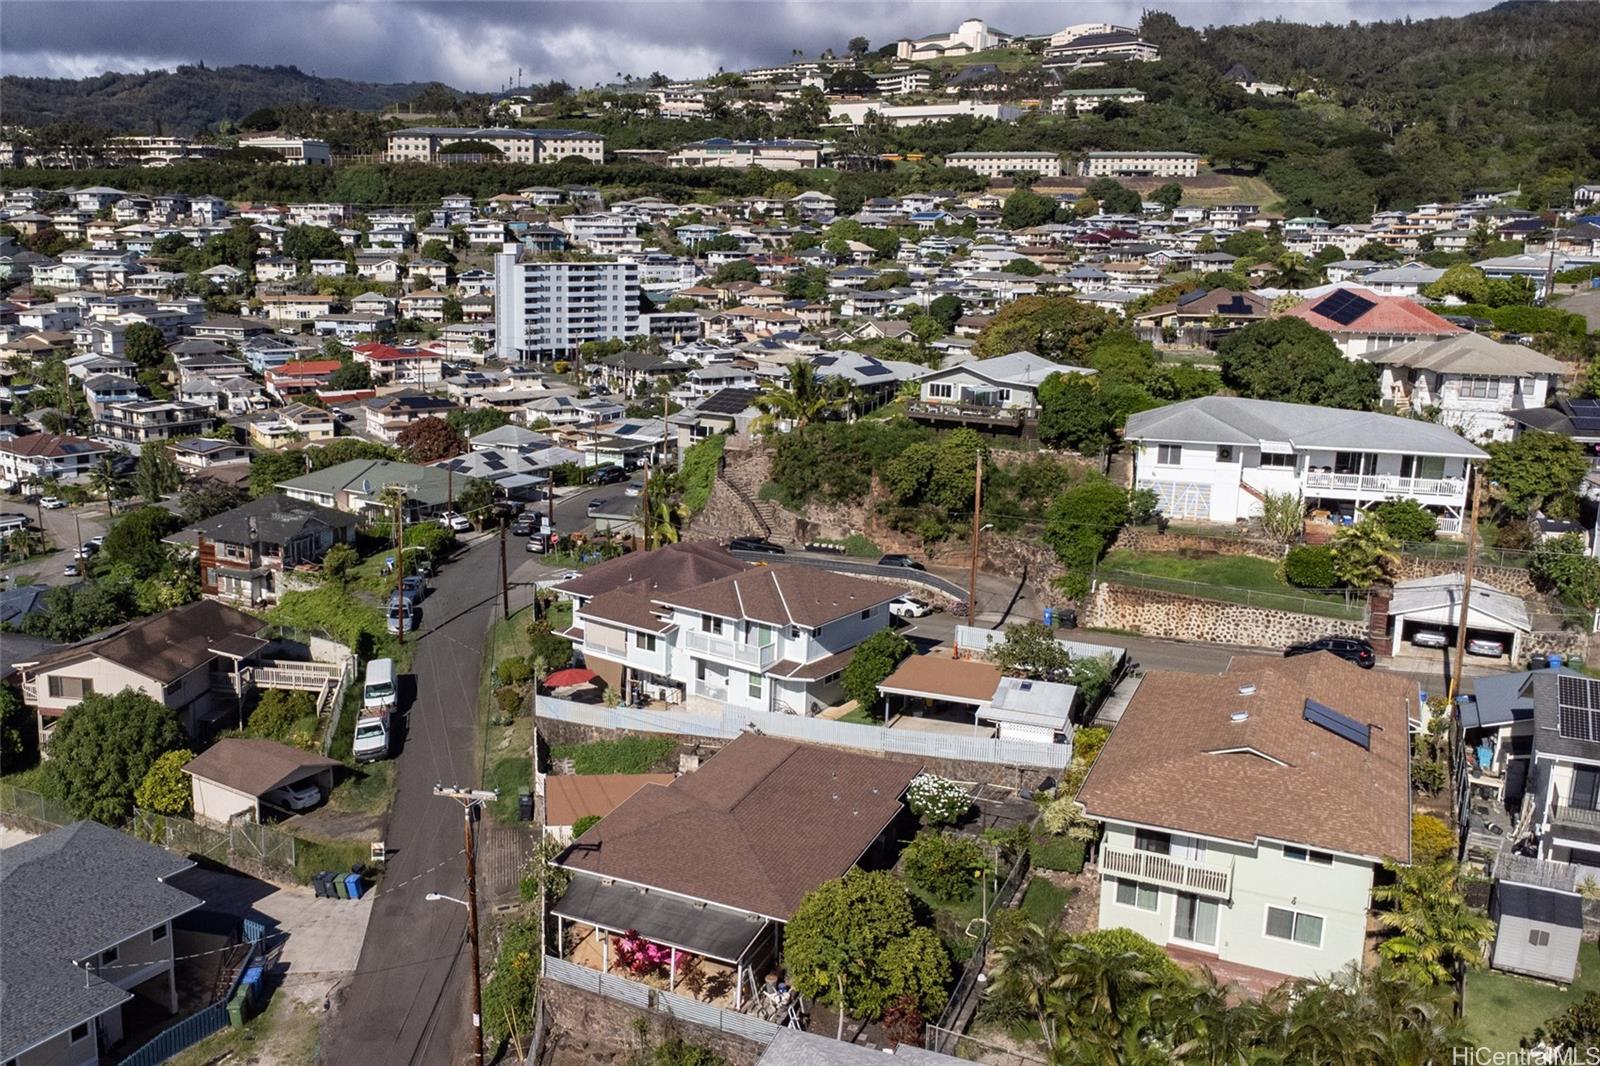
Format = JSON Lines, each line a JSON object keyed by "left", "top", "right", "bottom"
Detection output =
{"left": 73, "top": 511, "right": 83, "bottom": 567}
{"left": 967, "top": 454, "right": 983, "bottom": 632}
{"left": 448, "top": 467, "right": 454, "bottom": 512}
{"left": 1447, "top": 468, "right": 1483, "bottom": 829}
{"left": 499, "top": 517, "right": 510, "bottom": 620}
{"left": 433, "top": 786, "right": 498, "bottom": 1066}
{"left": 393, "top": 491, "right": 407, "bottom": 643}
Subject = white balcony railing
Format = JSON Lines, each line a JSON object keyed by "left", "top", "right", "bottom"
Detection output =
{"left": 683, "top": 630, "right": 777, "bottom": 670}
{"left": 693, "top": 681, "right": 728, "bottom": 702}
{"left": 1100, "top": 847, "right": 1233, "bottom": 899}
{"left": 1302, "top": 471, "right": 1464, "bottom": 499}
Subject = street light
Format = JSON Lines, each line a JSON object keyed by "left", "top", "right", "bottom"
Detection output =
{"left": 425, "top": 892, "right": 468, "bottom": 908}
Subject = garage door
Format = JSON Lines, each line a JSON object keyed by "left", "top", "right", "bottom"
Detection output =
{"left": 1140, "top": 479, "right": 1212, "bottom": 521}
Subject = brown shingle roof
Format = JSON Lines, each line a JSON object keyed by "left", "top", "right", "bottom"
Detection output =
{"left": 556, "top": 541, "right": 747, "bottom": 601}
{"left": 183, "top": 738, "right": 340, "bottom": 796}
{"left": 879, "top": 655, "right": 1003, "bottom": 704}
{"left": 657, "top": 565, "right": 903, "bottom": 629}
{"left": 546, "top": 773, "right": 675, "bottom": 828}
{"left": 557, "top": 734, "right": 919, "bottom": 918}
{"left": 1077, "top": 654, "right": 1414, "bottom": 861}
{"left": 31, "top": 600, "right": 267, "bottom": 685}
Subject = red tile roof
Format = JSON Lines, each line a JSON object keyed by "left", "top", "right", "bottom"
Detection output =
{"left": 1283, "top": 288, "right": 1464, "bottom": 337}
{"left": 271, "top": 360, "right": 342, "bottom": 377}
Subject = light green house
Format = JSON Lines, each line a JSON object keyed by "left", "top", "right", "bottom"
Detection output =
{"left": 1079, "top": 654, "right": 1417, "bottom": 982}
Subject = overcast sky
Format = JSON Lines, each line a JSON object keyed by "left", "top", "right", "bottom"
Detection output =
{"left": 2, "top": 1, "right": 1500, "bottom": 92}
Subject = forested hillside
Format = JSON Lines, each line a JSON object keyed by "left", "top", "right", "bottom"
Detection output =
{"left": 1, "top": 64, "right": 451, "bottom": 135}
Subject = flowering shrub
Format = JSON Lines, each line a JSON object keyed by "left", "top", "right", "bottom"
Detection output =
{"left": 905, "top": 773, "right": 971, "bottom": 827}
{"left": 612, "top": 928, "right": 672, "bottom": 977}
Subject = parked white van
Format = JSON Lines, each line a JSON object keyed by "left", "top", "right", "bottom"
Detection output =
{"left": 363, "top": 658, "right": 397, "bottom": 713}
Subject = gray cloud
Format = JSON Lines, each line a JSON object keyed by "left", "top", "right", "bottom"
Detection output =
{"left": 1, "top": 0, "right": 1498, "bottom": 91}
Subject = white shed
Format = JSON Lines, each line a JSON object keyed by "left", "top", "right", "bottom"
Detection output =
{"left": 977, "top": 675, "right": 1076, "bottom": 744}
{"left": 1386, "top": 574, "right": 1530, "bottom": 664}
{"left": 1490, "top": 880, "right": 1584, "bottom": 983}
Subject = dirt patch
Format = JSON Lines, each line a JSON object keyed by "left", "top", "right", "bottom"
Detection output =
{"left": 1040, "top": 866, "right": 1101, "bottom": 935}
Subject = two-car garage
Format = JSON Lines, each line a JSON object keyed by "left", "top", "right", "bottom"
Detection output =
{"left": 1385, "top": 574, "right": 1530, "bottom": 664}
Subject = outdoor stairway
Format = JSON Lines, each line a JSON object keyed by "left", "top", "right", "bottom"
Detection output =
{"left": 718, "top": 449, "right": 779, "bottom": 540}
{"left": 1366, "top": 588, "right": 1391, "bottom": 646}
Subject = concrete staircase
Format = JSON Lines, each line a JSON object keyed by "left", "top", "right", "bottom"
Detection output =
{"left": 721, "top": 454, "right": 779, "bottom": 538}
{"left": 688, "top": 445, "right": 787, "bottom": 543}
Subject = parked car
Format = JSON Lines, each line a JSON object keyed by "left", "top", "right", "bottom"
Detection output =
{"left": 1411, "top": 629, "right": 1450, "bottom": 649}
{"left": 386, "top": 603, "right": 419, "bottom": 635}
{"left": 39, "top": 496, "right": 65, "bottom": 509}
{"left": 263, "top": 781, "right": 322, "bottom": 811}
{"left": 401, "top": 575, "right": 427, "bottom": 601}
{"left": 511, "top": 515, "right": 537, "bottom": 536}
{"left": 889, "top": 595, "right": 932, "bottom": 619}
{"left": 877, "top": 554, "right": 925, "bottom": 571}
{"left": 728, "top": 536, "right": 784, "bottom": 555}
{"left": 586, "top": 497, "right": 611, "bottom": 517}
{"left": 624, "top": 482, "right": 644, "bottom": 498}
{"left": 586, "top": 465, "right": 627, "bottom": 486}
{"left": 388, "top": 588, "right": 421, "bottom": 612}
{"left": 1284, "top": 636, "right": 1375, "bottom": 669}
{"left": 437, "top": 512, "right": 472, "bottom": 533}
{"left": 85, "top": 535, "right": 104, "bottom": 550}
{"left": 1467, "top": 637, "right": 1506, "bottom": 657}
{"left": 525, "top": 532, "right": 549, "bottom": 553}
{"left": 62, "top": 561, "right": 80, "bottom": 577}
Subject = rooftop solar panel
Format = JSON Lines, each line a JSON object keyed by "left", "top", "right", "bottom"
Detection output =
{"left": 1218, "top": 295, "right": 1254, "bottom": 315}
{"left": 1312, "top": 289, "right": 1376, "bottom": 327}
{"left": 1177, "top": 289, "right": 1209, "bottom": 307}
{"left": 1303, "top": 698, "right": 1371, "bottom": 750}
{"left": 1556, "top": 675, "right": 1600, "bottom": 742}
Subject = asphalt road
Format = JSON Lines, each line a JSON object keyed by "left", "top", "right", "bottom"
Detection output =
{"left": 324, "top": 533, "right": 538, "bottom": 1066}
{"left": 1, "top": 502, "right": 111, "bottom": 586}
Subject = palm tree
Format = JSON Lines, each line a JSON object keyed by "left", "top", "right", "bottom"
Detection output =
{"left": 645, "top": 489, "right": 687, "bottom": 550}
{"left": 987, "top": 922, "right": 1069, "bottom": 1045}
{"left": 1269, "top": 251, "right": 1318, "bottom": 289}
{"left": 1372, "top": 859, "right": 1494, "bottom": 986}
{"left": 87, "top": 457, "right": 127, "bottom": 515}
{"left": 753, "top": 361, "right": 848, "bottom": 434}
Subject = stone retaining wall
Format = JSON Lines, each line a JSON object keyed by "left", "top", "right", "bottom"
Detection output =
{"left": 1112, "top": 526, "right": 1284, "bottom": 560}
{"left": 1390, "top": 554, "right": 1538, "bottom": 598}
{"left": 542, "top": 981, "right": 765, "bottom": 1066}
{"left": 1526, "top": 628, "right": 1596, "bottom": 662}
{"left": 1083, "top": 582, "right": 1367, "bottom": 648}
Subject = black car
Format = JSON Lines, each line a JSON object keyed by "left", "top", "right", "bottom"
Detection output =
{"left": 877, "top": 554, "right": 925, "bottom": 571}
{"left": 729, "top": 537, "right": 784, "bottom": 555}
{"left": 586, "top": 465, "right": 627, "bottom": 486}
{"left": 1284, "top": 636, "right": 1376, "bottom": 669}
{"left": 511, "top": 515, "right": 537, "bottom": 536}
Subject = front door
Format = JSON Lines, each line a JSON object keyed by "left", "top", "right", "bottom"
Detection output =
{"left": 1173, "top": 892, "right": 1219, "bottom": 948}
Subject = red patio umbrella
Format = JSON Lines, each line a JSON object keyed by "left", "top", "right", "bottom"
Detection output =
{"left": 544, "top": 667, "right": 601, "bottom": 689}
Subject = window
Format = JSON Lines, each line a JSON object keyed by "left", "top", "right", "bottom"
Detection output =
{"left": 860, "top": 609, "right": 871, "bottom": 620}
{"left": 152, "top": 924, "right": 168, "bottom": 942}
{"left": 1216, "top": 446, "right": 1234, "bottom": 462}
{"left": 1400, "top": 455, "right": 1447, "bottom": 480}
{"left": 1333, "top": 451, "right": 1377, "bottom": 475}
{"left": 1265, "top": 906, "right": 1324, "bottom": 948}
{"left": 634, "top": 633, "right": 656, "bottom": 652}
{"left": 1155, "top": 444, "right": 1182, "bottom": 465}
{"left": 70, "top": 1023, "right": 90, "bottom": 1045}
{"left": 47, "top": 676, "right": 94, "bottom": 700}
{"left": 1134, "top": 829, "right": 1171, "bottom": 855}
{"left": 1529, "top": 929, "right": 1551, "bottom": 948}
{"left": 929, "top": 383, "right": 954, "bottom": 400}
{"left": 1114, "top": 878, "right": 1159, "bottom": 911}
{"left": 1283, "top": 846, "right": 1335, "bottom": 865}
{"left": 1259, "top": 451, "right": 1295, "bottom": 468}
{"left": 1458, "top": 375, "right": 1499, "bottom": 399}
{"left": 100, "top": 946, "right": 119, "bottom": 965}
{"left": 700, "top": 615, "right": 723, "bottom": 635}
{"left": 1520, "top": 377, "right": 1538, "bottom": 395}
{"left": 748, "top": 672, "right": 763, "bottom": 699}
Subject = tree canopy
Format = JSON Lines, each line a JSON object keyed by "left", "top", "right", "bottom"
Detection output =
{"left": 45, "top": 689, "right": 187, "bottom": 823}
{"left": 974, "top": 297, "right": 1114, "bottom": 364}
{"left": 1217, "top": 317, "right": 1378, "bottom": 410}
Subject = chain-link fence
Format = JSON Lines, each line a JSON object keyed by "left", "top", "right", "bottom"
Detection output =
{"left": 129, "top": 808, "right": 297, "bottom": 877}
{"left": 0, "top": 781, "right": 74, "bottom": 829}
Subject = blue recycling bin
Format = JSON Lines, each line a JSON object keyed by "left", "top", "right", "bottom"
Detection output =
{"left": 1043, "top": 607, "right": 1054, "bottom": 627}
{"left": 241, "top": 966, "right": 264, "bottom": 1003}
{"left": 1550, "top": 654, "right": 1565, "bottom": 670}
{"left": 344, "top": 873, "right": 364, "bottom": 900}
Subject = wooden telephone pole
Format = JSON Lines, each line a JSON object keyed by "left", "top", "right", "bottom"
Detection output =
{"left": 967, "top": 455, "right": 983, "bottom": 632}
{"left": 499, "top": 517, "right": 510, "bottom": 620}
{"left": 1446, "top": 468, "right": 1483, "bottom": 826}
{"left": 433, "top": 786, "right": 497, "bottom": 1066}
{"left": 393, "top": 491, "right": 407, "bottom": 643}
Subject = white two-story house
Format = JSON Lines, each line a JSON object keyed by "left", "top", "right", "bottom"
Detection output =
{"left": 1079, "top": 654, "right": 1416, "bottom": 982}
{"left": 910, "top": 350, "right": 1093, "bottom": 433}
{"left": 1125, "top": 395, "right": 1488, "bottom": 534}
{"left": 1366, "top": 332, "right": 1566, "bottom": 443}
{"left": 561, "top": 545, "right": 903, "bottom": 715}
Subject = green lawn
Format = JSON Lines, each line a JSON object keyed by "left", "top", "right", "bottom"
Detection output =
{"left": 1464, "top": 940, "right": 1600, "bottom": 1051}
{"left": 1097, "top": 549, "right": 1364, "bottom": 620}
{"left": 1019, "top": 877, "right": 1072, "bottom": 929}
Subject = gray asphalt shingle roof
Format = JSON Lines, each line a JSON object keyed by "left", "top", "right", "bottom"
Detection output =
{"left": 1125, "top": 395, "right": 1489, "bottom": 458}
{"left": 1, "top": 822, "right": 201, "bottom": 1059}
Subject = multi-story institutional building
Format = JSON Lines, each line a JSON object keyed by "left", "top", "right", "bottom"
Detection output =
{"left": 1051, "top": 88, "right": 1147, "bottom": 113}
{"left": 102, "top": 135, "right": 222, "bottom": 167}
{"left": 236, "top": 136, "right": 332, "bottom": 165}
{"left": 1079, "top": 151, "right": 1201, "bottom": 177}
{"left": 385, "top": 127, "right": 604, "bottom": 164}
{"left": 668, "top": 138, "right": 823, "bottom": 170}
{"left": 494, "top": 245, "right": 641, "bottom": 361}
{"left": 944, "top": 151, "right": 1062, "bottom": 178}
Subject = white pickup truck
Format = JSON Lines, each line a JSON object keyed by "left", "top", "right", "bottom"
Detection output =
{"left": 355, "top": 658, "right": 397, "bottom": 762}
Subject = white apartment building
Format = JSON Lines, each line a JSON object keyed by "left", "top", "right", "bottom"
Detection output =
{"left": 1080, "top": 655, "right": 1416, "bottom": 982}
{"left": 1080, "top": 151, "right": 1201, "bottom": 178}
{"left": 563, "top": 553, "right": 902, "bottom": 715}
{"left": 668, "top": 138, "right": 823, "bottom": 171}
{"left": 0, "top": 433, "right": 113, "bottom": 487}
{"left": 1051, "top": 88, "right": 1147, "bottom": 113}
{"left": 944, "top": 152, "right": 1063, "bottom": 178}
{"left": 560, "top": 214, "right": 645, "bottom": 255}
{"left": 1125, "top": 395, "right": 1488, "bottom": 534}
{"left": 870, "top": 69, "right": 933, "bottom": 95}
{"left": 828, "top": 101, "right": 1025, "bottom": 127}
{"left": 102, "top": 135, "right": 221, "bottom": 167}
{"left": 385, "top": 127, "right": 604, "bottom": 164}
{"left": 494, "top": 244, "right": 641, "bottom": 361}
{"left": 896, "top": 18, "right": 1011, "bottom": 61}
{"left": 237, "top": 136, "right": 332, "bottom": 165}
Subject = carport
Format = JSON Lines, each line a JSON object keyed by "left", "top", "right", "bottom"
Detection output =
{"left": 1387, "top": 574, "right": 1530, "bottom": 663}
{"left": 183, "top": 738, "right": 341, "bottom": 824}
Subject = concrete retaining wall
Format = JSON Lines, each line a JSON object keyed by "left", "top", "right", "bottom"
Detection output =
{"left": 1083, "top": 582, "right": 1367, "bottom": 648}
{"left": 542, "top": 981, "right": 765, "bottom": 1066}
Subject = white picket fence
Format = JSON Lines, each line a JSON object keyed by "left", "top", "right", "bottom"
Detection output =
{"left": 536, "top": 697, "right": 1070, "bottom": 769}
{"left": 542, "top": 956, "right": 781, "bottom": 1043}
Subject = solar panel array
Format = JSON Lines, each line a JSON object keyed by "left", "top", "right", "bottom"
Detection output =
{"left": 1312, "top": 289, "right": 1377, "bottom": 327}
{"left": 1178, "top": 289, "right": 1209, "bottom": 307}
{"left": 1303, "top": 698, "right": 1371, "bottom": 750}
{"left": 1557, "top": 674, "right": 1600, "bottom": 742}
{"left": 1217, "top": 295, "right": 1255, "bottom": 316}
{"left": 1569, "top": 399, "right": 1600, "bottom": 436}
